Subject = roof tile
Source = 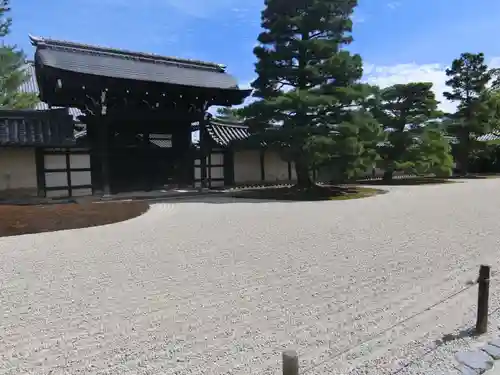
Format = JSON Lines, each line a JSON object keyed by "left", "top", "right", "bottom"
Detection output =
{"left": 30, "top": 35, "right": 226, "bottom": 71}
{"left": 32, "top": 35, "right": 241, "bottom": 91}
{"left": 206, "top": 120, "right": 251, "bottom": 147}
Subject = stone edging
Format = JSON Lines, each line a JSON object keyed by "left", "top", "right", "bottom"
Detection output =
{"left": 455, "top": 339, "right": 500, "bottom": 374}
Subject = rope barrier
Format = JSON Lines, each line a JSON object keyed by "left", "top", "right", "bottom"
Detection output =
{"left": 390, "top": 280, "right": 500, "bottom": 374}
{"left": 302, "top": 282, "right": 477, "bottom": 374}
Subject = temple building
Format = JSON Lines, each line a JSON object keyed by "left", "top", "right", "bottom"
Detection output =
{"left": 0, "top": 36, "right": 297, "bottom": 199}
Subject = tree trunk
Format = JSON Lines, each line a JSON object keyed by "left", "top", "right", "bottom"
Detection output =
{"left": 383, "top": 170, "right": 393, "bottom": 182}
{"left": 457, "top": 133, "right": 470, "bottom": 176}
{"left": 457, "top": 152, "right": 469, "bottom": 176}
{"left": 294, "top": 158, "right": 314, "bottom": 189}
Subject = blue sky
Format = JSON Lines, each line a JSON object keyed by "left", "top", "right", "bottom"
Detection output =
{"left": 8, "top": 0, "right": 500, "bottom": 111}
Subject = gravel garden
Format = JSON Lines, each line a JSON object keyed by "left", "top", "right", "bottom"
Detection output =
{"left": 1, "top": 179, "right": 500, "bottom": 374}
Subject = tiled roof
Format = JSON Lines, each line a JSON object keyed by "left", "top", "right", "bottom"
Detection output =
{"left": 206, "top": 121, "right": 500, "bottom": 149}
{"left": 206, "top": 120, "right": 251, "bottom": 147}
{"left": 477, "top": 133, "right": 500, "bottom": 142}
{"left": 445, "top": 134, "right": 500, "bottom": 143}
{"left": 30, "top": 35, "right": 243, "bottom": 91}
{"left": 30, "top": 34, "right": 227, "bottom": 71}
{"left": 19, "top": 62, "right": 83, "bottom": 120}
{"left": 0, "top": 108, "right": 75, "bottom": 146}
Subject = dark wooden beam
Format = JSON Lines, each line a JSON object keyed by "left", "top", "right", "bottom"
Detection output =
{"left": 34, "top": 147, "right": 46, "bottom": 197}
{"left": 65, "top": 150, "right": 72, "bottom": 197}
{"left": 98, "top": 121, "right": 111, "bottom": 196}
{"left": 260, "top": 149, "right": 265, "bottom": 182}
{"left": 142, "top": 129, "right": 152, "bottom": 191}
{"left": 199, "top": 116, "right": 208, "bottom": 190}
{"left": 99, "top": 92, "right": 111, "bottom": 196}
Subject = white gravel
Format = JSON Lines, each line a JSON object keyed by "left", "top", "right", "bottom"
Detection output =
{"left": 1, "top": 179, "right": 500, "bottom": 375}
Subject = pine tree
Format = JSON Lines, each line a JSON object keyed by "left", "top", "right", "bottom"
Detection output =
{"left": 444, "top": 53, "right": 494, "bottom": 175}
{"left": 243, "top": 0, "right": 381, "bottom": 188}
{"left": 0, "top": 0, "right": 38, "bottom": 109}
{"left": 370, "top": 82, "right": 452, "bottom": 180}
{"left": 214, "top": 107, "right": 243, "bottom": 123}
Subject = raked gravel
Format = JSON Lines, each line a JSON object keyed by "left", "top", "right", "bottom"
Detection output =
{"left": 2, "top": 179, "right": 500, "bottom": 375}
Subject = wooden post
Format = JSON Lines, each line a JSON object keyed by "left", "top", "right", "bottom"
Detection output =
{"left": 99, "top": 119, "right": 111, "bottom": 196}
{"left": 199, "top": 115, "right": 207, "bottom": 191}
{"left": 99, "top": 91, "right": 111, "bottom": 196}
{"left": 142, "top": 129, "right": 152, "bottom": 192}
{"left": 282, "top": 350, "right": 299, "bottom": 375}
{"left": 259, "top": 149, "right": 265, "bottom": 182}
{"left": 34, "top": 148, "right": 46, "bottom": 198}
{"left": 476, "top": 265, "right": 490, "bottom": 334}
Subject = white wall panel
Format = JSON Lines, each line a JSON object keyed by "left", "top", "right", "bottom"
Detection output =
{"left": 45, "top": 172, "right": 68, "bottom": 188}
{"left": 44, "top": 154, "right": 66, "bottom": 169}
{"left": 69, "top": 154, "right": 90, "bottom": 169}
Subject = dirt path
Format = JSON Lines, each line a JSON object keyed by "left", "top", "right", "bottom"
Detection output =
{"left": 1, "top": 180, "right": 499, "bottom": 375}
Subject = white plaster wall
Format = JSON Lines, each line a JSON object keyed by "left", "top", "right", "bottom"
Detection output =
{"left": 210, "top": 167, "right": 224, "bottom": 179}
{"left": 71, "top": 171, "right": 92, "bottom": 186}
{"left": 45, "top": 172, "right": 67, "bottom": 188}
{"left": 70, "top": 154, "right": 91, "bottom": 169}
{"left": 263, "top": 151, "right": 291, "bottom": 182}
{"left": 0, "top": 148, "right": 37, "bottom": 193}
{"left": 234, "top": 150, "right": 261, "bottom": 184}
{"left": 210, "top": 153, "right": 224, "bottom": 166}
{"left": 44, "top": 154, "right": 66, "bottom": 169}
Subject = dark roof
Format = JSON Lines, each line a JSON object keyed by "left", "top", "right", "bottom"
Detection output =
{"left": 0, "top": 108, "right": 75, "bottom": 146}
{"left": 30, "top": 35, "right": 242, "bottom": 91}
{"left": 19, "top": 62, "right": 83, "bottom": 120}
{"left": 206, "top": 120, "right": 251, "bottom": 147}
{"left": 444, "top": 134, "right": 500, "bottom": 144}
{"left": 477, "top": 133, "right": 500, "bottom": 142}
{"left": 74, "top": 119, "right": 251, "bottom": 148}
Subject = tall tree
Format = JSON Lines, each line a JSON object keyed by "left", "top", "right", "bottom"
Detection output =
{"left": 214, "top": 106, "right": 243, "bottom": 123}
{"left": 444, "top": 53, "right": 494, "bottom": 175}
{"left": 243, "top": 0, "right": 382, "bottom": 188}
{"left": 370, "top": 82, "right": 452, "bottom": 180}
{"left": 0, "top": 0, "right": 38, "bottom": 109}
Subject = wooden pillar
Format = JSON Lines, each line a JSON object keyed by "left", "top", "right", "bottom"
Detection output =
{"left": 260, "top": 148, "right": 265, "bottom": 182}
{"left": 99, "top": 91, "right": 111, "bottom": 196}
{"left": 182, "top": 124, "right": 192, "bottom": 186}
{"left": 86, "top": 119, "right": 99, "bottom": 195}
{"left": 34, "top": 148, "right": 46, "bottom": 197}
{"left": 142, "top": 129, "right": 152, "bottom": 191}
{"left": 199, "top": 115, "right": 208, "bottom": 190}
{"left": 99, "top": 120, "right": 111, "bottom": 196}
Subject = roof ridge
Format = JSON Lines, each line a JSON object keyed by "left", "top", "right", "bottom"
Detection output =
{"left": 210, "top": 120, "right": 248, "bottom": 128}
{"left": 29, "top": 34, "right": 227, "bottom": 72}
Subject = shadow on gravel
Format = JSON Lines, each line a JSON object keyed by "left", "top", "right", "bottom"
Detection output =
{"left": 436, "top": 327, "right": 478, "bottom": 345}
{"left": 158, "top": 192, "right": 389, "bottom": 205}
{"left": 449, "top": 174, "right": 500, "bottom": 180}
{"left": 147, "top": 186, "right": 388, "bottom": 205}
{"left": 356, "top": 177, "right": 454, "bottom": 186}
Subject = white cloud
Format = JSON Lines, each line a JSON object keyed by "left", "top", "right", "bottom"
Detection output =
{"left": 364, "top": 58, "right": 500, "bottom": 113}
{"left": 352, "top": 13, "right": 367, "bottom": 24}
{"left": 164, "top": 0, "right": 253, "bottom": 18}
{"left": 387, "top": 1, "right": 401, "bottom": 10}
{"left": 364, "top": 63, "right": 454, "bottom": 112}
{"left": 89, "top": 0, "right": 259, "bottom": 19}
{"left": 223, "top": 60, "right": 500, "bottom": 115}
